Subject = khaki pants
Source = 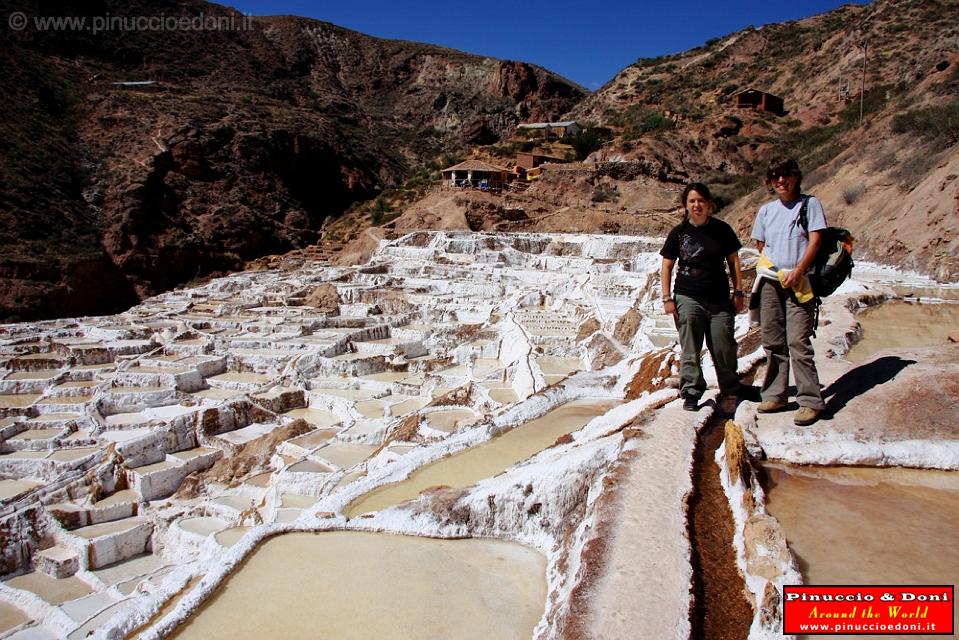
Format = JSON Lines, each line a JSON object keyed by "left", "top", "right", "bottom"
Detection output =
{"left": 758, "top": 279, "right": 825, "bottom": 410}
{"left": 675, "top": 294, "right": 741, "bottom": 399}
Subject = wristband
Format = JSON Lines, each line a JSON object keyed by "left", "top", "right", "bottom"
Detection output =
{"left": 733, "top": 290, "right": 744, "bottom": 297}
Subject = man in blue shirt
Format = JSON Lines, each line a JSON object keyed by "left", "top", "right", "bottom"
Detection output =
{"left": 751, "top": 158, "right": 826, "bottom": 426}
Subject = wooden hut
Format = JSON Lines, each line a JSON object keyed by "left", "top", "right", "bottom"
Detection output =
{"left": 441, "top": 160, "right": 512, "bottom": 189}
{"left": 735, "top": 89, "right": 784, "bottom": 116}
{"left": 515, "top": 151, "right": 567, "bottom": 170}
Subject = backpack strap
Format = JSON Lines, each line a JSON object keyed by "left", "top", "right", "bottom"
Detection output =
{"left": 796, "top": 194, "right": 810, "bottom": 235}
{"left": 811, "top": 296, "right": 821, "bottom": 338}
{"left": 796, "top": 194, "right": 822, "bottom": 334}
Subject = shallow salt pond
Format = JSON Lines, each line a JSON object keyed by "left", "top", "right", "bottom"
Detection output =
{"left": 354, "top": 399, "right": 387, "bottom": 418}
{"left": 0, "top": 600, "right": 29, "bottom": 635}
{"left": 389, "top": 397, "right": 429, "bottom": 416}
{"left": 346, "top": 399, "right": 615, "bottom": 517}
{"left": 48, "top": 447, "right": 98, "bottom": 462}
{"left": 761, "top": 463, "right": 959, "bottom": 638}
{"left": 312, "top": 442, "right": 377, "bottom": 469}
{"left": 846, "top": 300, "right": 959, "bottom": 363}
{"left": 423, "top": 408, "right": 478, "bottom": 433}
{"left": 310, "top": 387, "right": 377, "bottom": 401}
{"left": 179, "top": 517, "right": 229, "bottom": 537}
{"left": 0, "top": 394, "right": 41, "bottom": 409}
{"left": 169, "top": 532, "right": 546, "bottom": 640}
{"left": 215, "top": 526, "right": 252, "bottom": 548}
{"left": 286, "top": 428, "right": 337, "bottom": 450}
{"left": 282, "top": 407, "right": 340, "bottom": 428}
{"left": 0, "top": 479, "right": 43, "bottom": 501}
{"left": 5, "top": 571, "right": 94, "bottom": 605}
{"left": 535, "top": 356, "right": 583, "bottom": 376}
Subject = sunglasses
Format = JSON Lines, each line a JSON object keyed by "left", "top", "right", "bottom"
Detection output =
{"left": 768, "top": 170, "right": 798, "bottom": 180}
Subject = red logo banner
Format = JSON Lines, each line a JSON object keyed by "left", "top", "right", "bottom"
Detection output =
{"left": 783, "top": 585, "right": 954, "bottom": 635}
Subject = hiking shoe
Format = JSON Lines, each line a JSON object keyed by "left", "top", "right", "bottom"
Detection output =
{"left": 682, "top": 396, "right": 699, "bottom": 411}
{"left": 794, "top": 406, "right": 820, "bottom": 426}
{"left": 757, "top": 400, "right": 787, "bottom": 413}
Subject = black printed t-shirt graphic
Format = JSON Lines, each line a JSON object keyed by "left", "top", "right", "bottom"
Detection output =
{"left": 660, "top": 217, "right": 742, "bottom": 303}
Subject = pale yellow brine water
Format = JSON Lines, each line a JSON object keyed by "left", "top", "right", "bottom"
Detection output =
{"left": 170, "top": 532, "right": 546, "bottom": 640}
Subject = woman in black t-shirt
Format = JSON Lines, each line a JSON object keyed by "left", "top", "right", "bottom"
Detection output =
{"left": 660, "top": 183, "right": 746, "bottom": 411}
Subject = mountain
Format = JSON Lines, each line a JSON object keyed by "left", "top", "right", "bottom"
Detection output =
{"left": 0, "top": 0, "right": 585, "bottom": 320}
{"left": 3, "top": 0, "right": 957, "bottom": 322}
{"left": 567, "top": 0, "right": 959, "bottom": 279}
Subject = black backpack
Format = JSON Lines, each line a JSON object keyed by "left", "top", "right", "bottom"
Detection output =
{"left": 797, "top": 196, "right": 854, "bottom": 298}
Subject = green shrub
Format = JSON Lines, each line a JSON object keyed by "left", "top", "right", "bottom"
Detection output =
{"left": 591, "top": 184, "right": 619, "bottom": 203}
{"left": 704, "top": 171, "right": 758, "bottom": 211}
{"left": 567, "top": 129, "right": 610, "bottom": 160}
{"left": 891, "top": 100, "right": 959, "bottom": 148}
{"left": 622, "top": 109, "right": 675, "bottom": 140}
{"left": 842, "top": 184, "right": 866, "bottom": 205}
{"left": 641, "top": 111, "right": 675, "bottom": 133}
{"left": 839, "top": 84, "right": 896, "bottom": 128}
{"left": 370, "top": 195, "right": 390, "bottom": 225}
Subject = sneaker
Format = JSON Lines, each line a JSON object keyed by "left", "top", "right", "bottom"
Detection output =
{"left": 757, "top": 400, "right": 787, "bottom": 413}
{"left": 682, "top": 396, "right": 698, "bottom": 411}
{"left": 794, "top": 406, "right": 820, "bottom": 426}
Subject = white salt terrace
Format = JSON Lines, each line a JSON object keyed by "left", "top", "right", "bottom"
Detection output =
{"left": 0, "top": 231, "right": 955, "bottom": 639}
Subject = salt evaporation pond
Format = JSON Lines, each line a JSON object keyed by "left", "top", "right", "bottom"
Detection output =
{"left": 761, "top": 463, "right": 959, "bottom": 638}
{"left": 170, "top": 532, "right": 546, "bottom": 640}
{"left": 346, "top": 399, "right": 615, "bottom": 517}
{"left": 846, "top": 300, "right": 959, "bottom": 363}
{"left": 0, "top": 601, "right": 29, "bottom": 635}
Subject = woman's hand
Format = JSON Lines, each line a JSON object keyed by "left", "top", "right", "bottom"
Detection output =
{"left": 733, "top": 293, "right": 746, "bottom": 313}
{"left": 664, "top": 298, "right": 678, "bottom": 319}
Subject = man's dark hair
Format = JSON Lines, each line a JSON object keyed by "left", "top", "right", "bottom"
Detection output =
{"left": 766, "top": 157, "right": 803, "bottom": 192}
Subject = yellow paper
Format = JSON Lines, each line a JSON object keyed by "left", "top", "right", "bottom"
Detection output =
{"left": 779, "top": 269, "right": 815, "bottom": 303}
{"left": 758, "top": 253, "right": 815, "bottom": 303}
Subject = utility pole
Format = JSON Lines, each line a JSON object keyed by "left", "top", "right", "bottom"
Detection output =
{"left": 859, "top": 41, "right": 868, "bottom": 127}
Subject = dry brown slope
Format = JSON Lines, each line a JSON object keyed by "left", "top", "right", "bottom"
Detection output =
{"left": 565, "top": 0, "right": 959, "bottom": 278}
{"left": 0, "top": 0, "right": 585, "bottom": 321}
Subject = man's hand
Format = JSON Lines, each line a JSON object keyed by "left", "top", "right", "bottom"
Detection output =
{"left": 781, "top": 268, "right": 803, "bottom": 289}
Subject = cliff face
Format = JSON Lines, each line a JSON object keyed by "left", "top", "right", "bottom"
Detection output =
{"left": 0, "top": 0, "right": 585, "bottom": 320}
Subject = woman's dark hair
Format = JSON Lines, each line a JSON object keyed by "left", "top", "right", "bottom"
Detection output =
{"left": 680, "top": 182, "right": 713, "bottom": 221}
{"left": 766, "top": 157, "right": 803, "bottom": 192}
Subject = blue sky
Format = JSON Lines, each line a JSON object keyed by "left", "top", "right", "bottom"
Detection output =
{"left": 222, "top": 0, "right": 867, "bottom": 90}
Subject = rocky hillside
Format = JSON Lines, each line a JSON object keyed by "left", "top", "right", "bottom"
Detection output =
{"left": 568, "top": 0, "right": 959, "bottom": 279}
{"left": 0, "top": 0, "right": 584, "bottom": 321}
